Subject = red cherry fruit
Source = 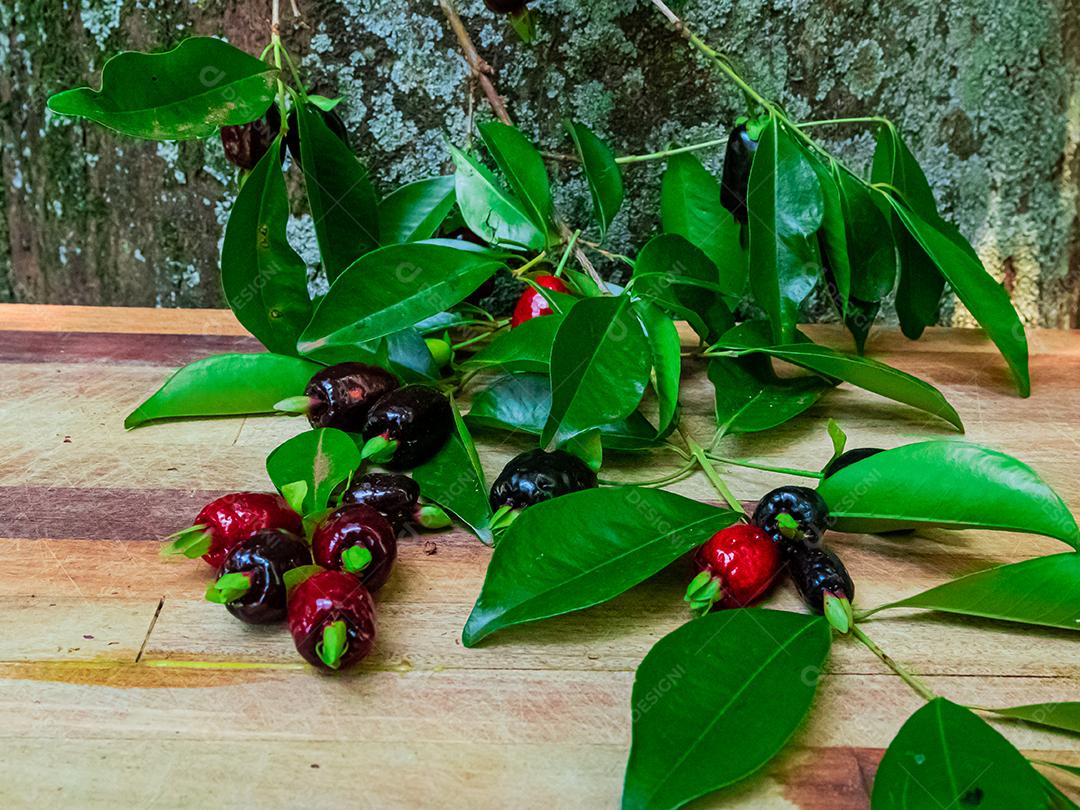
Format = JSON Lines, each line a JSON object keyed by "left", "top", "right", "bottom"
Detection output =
{"left": 310, "top": 505, "right": 398, "bottom": 592}
{"left": 685, "top": 524, "right": 782, "bottom": 614}
{"left": 288, "top": 570, "right": 377, "bottom": 671}
{"left": 162, "top": 492, "right": 303, "bottom": 569}
{"left": 510, "top": 275, "right": 570, "bottom": 328}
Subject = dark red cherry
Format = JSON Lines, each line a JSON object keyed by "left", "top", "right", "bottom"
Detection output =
{"left": 220, "top": 105, "right": 282, "bottom": 170}
{"left": 302, "top": 363, "right": 400, "bottom": 433}
{"left": 288, "top": 570, "right": 377, "bottom": 671}
{"left": 310, "top": 505, "right": 398, "bottom": 592}
{"left": 207, "top": 530, "right": 311, "bottom": 624}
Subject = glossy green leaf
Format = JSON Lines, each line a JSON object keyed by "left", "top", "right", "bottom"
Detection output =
{"left": 47, "top": 37, "right": 276, "bottom": 140}
{"left": 566, "top": 121, "right": 624, "bottom": 239}
{"left": 889, "top": 199, "right": 1030, "bottom": 397}
{"left": 462, "top": 488, "right": 740, "bottom": 646}
{"left": 125, "top": 352, "right": 320, "bottom": 429}
{"left": 817, "top": 441, "right": 1080, "bottom": 545}
{"left": 306, "top": 327, "right": 439, "bottom": 383}
{"left": 865, "top": 553, "right": 1080, "bottom": 630}
{"left": 542, "top": 295, "right": 651, "bottom": 448}
{"left": 296, "top": 103, "right": 380, "bottom": 283}
{"left": 465, "top": 373, "right": 663, "bottom": 451}
{"left": 872, "top": 698, "right": 1049, "bottom": 809}
{"left": 634, "top": 301, "right": 681, "bottom": 435}
{"left": 814, "top": 160, "right": 851, "bottom": 315}
{"left": 413, "top": 400, "right": 493, "bottom": 544}
{"left": 660, "top": 153, "right": 746, "bottom": 292}
{"left": 623, "top": 610, "right": 831, "bottom": 810}
{"left": 746, "top": 116, "right": 825, "bottom": 343}
{"left": 460, "top": 315, "right": 562, "bottom": 374}
{"left": 298, "top": 242, "right": 505, "bottom": 353}
{"left": 451, "top": 144, "right": 545, "bottom": 250}
{"left": 265, "top": 428, "right": 361, "bottom": 515}
{"left": 220, "top": 140, "right": 312, "bottom": 355}
{"left": 378, "top": 176, "right": 456, "bottom": 244}
{"left": 716, "top": 339, "right": 963, "bottom": 430}
{"left": 478, "top": 121, "right": 555, "bottom": 239}
{"left": 836, "top": 168, "right": 896, "bottom": 302}
{"left": 987, "top": 702, "right": 1080, "bottom": 735}
{"left": 707, "top": 357, "right": 831, "bottom": 434}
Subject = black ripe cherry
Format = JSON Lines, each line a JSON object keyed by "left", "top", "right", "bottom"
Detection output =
{"left": 720, "top": 121, "right": 759, "bottom": 224}
{"left": 162, "top": 492, "right": 303, "bottom": 569}
{"left": 288, "top": 570, "right": 376, "bottom": 672}
{"left": 339, "top": 472, "right": 449, "bottom": 533}
{"left": 220, "top": 105, "right": 281, "bottom": 170}
{"left": 489, "top": 448, "right": 597, "bottom": 511}
{"left": 206, "top": 530, "right": 311, "bottom": 624}
{"left": 361, "top": 384, "right": 453, "bottom": 470}
{"left": 311, "top": 504, "right": 397, "bottom": 592}
{"left": 822, "top": 447, "right": 885, "bottom": 478}
{"left": 787, "top": 545, "right": 855, "bottom": 614}
{"left": 279, "top": 362, "right": 399, "bottom": 433}
{"left": 752, "top": 486, "right": 830, "bottom": 551}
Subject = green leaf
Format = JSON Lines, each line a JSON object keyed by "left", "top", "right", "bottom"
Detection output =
{"left": 377, "top": 176, "right": 456, "bottom": 244}
{"left": 872, "top": 698, "right": 1049, "bottom": 809}
{"left": 746, "top": 116, "right": 825, "bottom": 343}
{"left": 280, "top": 481, "right": 309, "bottom": 516}
{"left": 465, "top": 373, "right": 663, "bottom": 451}
{"left": 986, "top": 702, "right": 1080, "bottom": 735}
{"left": 220, "top": 141, "right": 312, "bottom": 355}
{"left": 715, "top": 337, "right": 963, "bottom": 431}
{"left": 462, "top": 488, "right": 740, "bottom": 646}
{"left": 817, "top": 441, "right": 1079, "bottom": 545}
{"left": 623, "top": 610, "right": 831, "bottom": 810}
{"left": 478, "top": 122, "right": 556, "bottom": 239}
{"left": 814, "top": 161, "right": 851, "bottom": 315}
{"left": 298, "top": 242, "right": 504, "bottom": 353}
{"left": 450, "top": 144, "right": 545, "bottom": 250}
{"left": 632, "top": 234, "right": 738, "bottom": 340}
{"left": 707, "top": 357, "right": 831, "bottom": 434}
{"left": 826, "top": 419, "right": 847, "bottom": 462}
{"left": 296, "top": 103, "right": 380, "bottom": 283}
{"left": 305, "top": 327, "right": 440, "bottom": 383}
{"left": 660, "top": 153, "right": 746, "bottom": 292}
{"left": 566, "top": 121, "right": 624, "bottom": 239}
{"left": 460, "top": 315, "right": 562, "bottom": 375}
{"left": 633, "top": 301, "right": 681, "bottom": 435}
{"left": 47, "top": 37, "right": 277, "bottom": 140}
{"left": 836, "top": 168, "right": 896, "bottom": 302}
{"left": 307, "top": 94, "right": 342, "bottom": 112}
{"left": 265, "top": 428, "right": 361, "bottom": 515}
{"left": 124, "top": 353, "right": 320, "bottom": 429}
{"left": 888, "top": 199, "right": 1030, "bottom": 397}
{"left": 865, "top": 553, "right": 1080, "bottom": 630}
{"left": 413, "top": 399, "right": 493, "bottom": 544}
{"left": 542, "top": 296, "right": 651, "bottom": 448}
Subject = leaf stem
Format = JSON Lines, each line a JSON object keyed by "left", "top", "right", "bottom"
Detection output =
{"left": 553, "top": 230, "right": 580, "bottom": 278}
{"left": 797, "top": 116, "right": 890, "bottom": 130}
{"left": 705, "top": 453, "right": 823, "bottom": 479}
{"left": 851, "top": 624, "right": 937, "bottom": 703}
{"left": 599, "top": 461, "right": 696, "bottom": 488}
{"left": 678, "top": 425, "right": 745, "bottom": 514}
{"left": 615, "top": 137, "right": 730, "bottom": 165}
{"left": 510, "top": 251, "right": 548, "bottom": 278}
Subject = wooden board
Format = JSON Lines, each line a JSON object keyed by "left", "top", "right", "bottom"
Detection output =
{"left": 0, "top": 303, "right": 1077, "bottom": 808}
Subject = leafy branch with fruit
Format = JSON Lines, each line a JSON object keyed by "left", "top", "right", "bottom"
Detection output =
{"left": 48, "top": 0, "right": 1079, "bottom": 806}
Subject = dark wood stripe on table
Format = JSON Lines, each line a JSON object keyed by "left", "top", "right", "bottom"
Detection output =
{"left": 0, "top": 331, "right": 260, "bottom": 366}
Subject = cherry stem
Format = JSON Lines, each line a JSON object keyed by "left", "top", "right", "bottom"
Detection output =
{"left": 553, "top": 230, "right": 580, "bottom": 278}
{"left": 797, "top": 116, "right": 890, "bottom": 130}
{"left": 678, "top": 425, "right": 745, "bottom": 515}
{"left": 511, "top": 251, "right": 549, "bottom": 279}
{"left": 705, "top": 453, "right": 823, "bottom": 480}
{"left": 598, "top": 460, "right": 695, "bottom": 488}
{"left": 851, "top": 624, "right": 937, "bottom": 703}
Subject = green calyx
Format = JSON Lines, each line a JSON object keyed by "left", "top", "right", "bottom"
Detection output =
{"left": 776, "top": 512, "right": 800, "bottom": 540}
{"left": 205, "top": 572, "right": 252, "bottom": 604}
{"left": 824, "top": 592, "right": 854, "bottom": 634}
{"left": 280, "top": 480, "right": 309, "bottom": 516}
{"left": 161, "top": 525, "right": 212, "bottom": 559}
{"left": 274, "top": 395, "right": 316, "bottom": 416}
{"left": 508, "top": 7, "right": 536, "bottom": 43}
{"left": 341, "top": 545, "right": 373, "bottom": 574}
{"left": 360, "top": 435, "right": 399, "bottom": 464}
{"left": 317, "top": 620, "right": 349, "bottom": 670}
{"left": 425, "top": 338, "right": 453, "bottom": 369}
{"left": 417, "top": 504, "right": 452, "bottom": 530}
{"left": 683, "top": 570, "right": 723, "bottom": 617}
{"left": 490, "top": 504, "right": 519, "bottom": 532}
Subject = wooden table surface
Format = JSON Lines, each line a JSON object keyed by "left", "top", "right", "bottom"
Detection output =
{"left": 1, "top": 304, "right": 1077, "bottom": 809}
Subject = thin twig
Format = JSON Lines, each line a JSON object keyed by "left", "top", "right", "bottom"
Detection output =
{"left": 438, "top": 0, "right": 512, "bottom": 125}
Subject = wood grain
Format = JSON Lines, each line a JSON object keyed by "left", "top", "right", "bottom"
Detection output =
{"left": 0, "top": 304, "right": 1077, "bottom": 809}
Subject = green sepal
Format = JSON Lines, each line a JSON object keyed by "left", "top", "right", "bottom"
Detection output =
{"left": 490, "top": 504, "right": 519, "bottom": 531}
{"left": 825, "top": 419, "right": 847, "bottom": 467}
{"left": 341, "top": 545, "right": 373, "bottom": 574}
{"left": 274, "top": 395, "right": 314, "bottom": 416}
{"left": 360, "top": 435, "right": 399, "bottom": 464}
{"left": 317, "top": 620, "right": 348, "bottom": 670}
{"left": 683, "top": 570, "right": 713, "bottom": 601}
{"left": 824, "top": 593, "right": 853, "bottom": 634}
{"left": 425, "top": 338, "right": 452, "bottom": 369}
{"left": 508, "top": 7, "right": 536, "bottom": 43}
{"left": 776, "top": 513, "right": 799, "bottom": 539}
{"left": 281, "top": 480, "right": 309, "bottom": 517}
{"left": 161, "top": 525, "right": 212, "bottom": 559}
{"left": 205, "top": 572, "right": 252, "bottom": 605}
{"left": 417, "top": 503, "right": 452, "bottom": 530}
{"left": 284, "top": 564, "right": 325, "bottom": 596}
{"left": 684, "top": 571, "right": 723, "bottom": 617}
